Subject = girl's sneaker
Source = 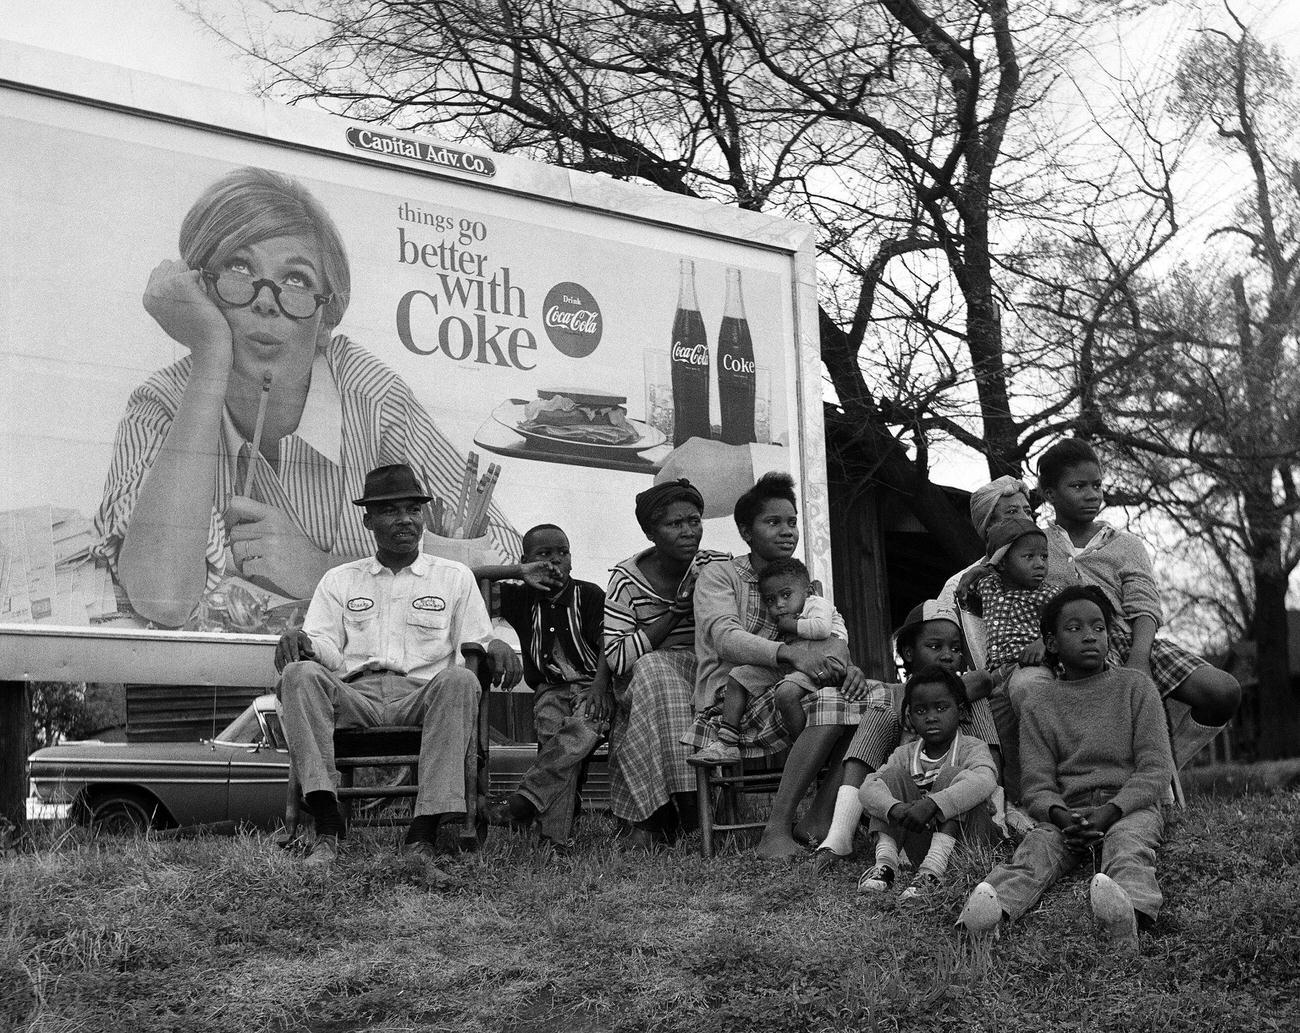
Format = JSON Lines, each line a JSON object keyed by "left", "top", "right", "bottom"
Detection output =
{"left": 856, "top": 863, "right": 896, "bottom": 893}
{"left": 899, "top": 869, "right": 942, "bottom": 902}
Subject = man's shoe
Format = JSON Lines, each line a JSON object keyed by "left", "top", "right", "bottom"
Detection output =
{"left": 856, "top": 863, "right": 896, "bottom": 893}
{"left": 483, "top": 795, "right": 536, "bottom": 828}
{"left": 400, "top": 840, "right": 459, "bottom": 886}
{"left": 302, "top": 834, "right": 338, "bottom": 870}
{"left": 1090, "top": 873, "right": 1139, "bottom": 952}
{"left": 957, "top": 881, "right": 1004, "bottom": 933}
{"left": 688, "top": 741, "right": 742, "bottom": 767}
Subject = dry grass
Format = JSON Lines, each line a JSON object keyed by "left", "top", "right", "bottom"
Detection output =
{"left": 2, "top": 786, "right": 1298, "bottom": 1032}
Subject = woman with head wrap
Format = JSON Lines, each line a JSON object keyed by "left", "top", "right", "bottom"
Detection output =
{"left": 603, "top": 479, "right": 728, "bottom": 847}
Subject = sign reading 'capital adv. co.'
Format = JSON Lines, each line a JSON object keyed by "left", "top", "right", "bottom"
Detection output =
{"left": 346, "top": 128, "right": 497, "bottom": 178}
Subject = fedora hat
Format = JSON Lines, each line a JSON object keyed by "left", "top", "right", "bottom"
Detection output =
{"left": 351, "top": 464, "right": 433, "bottom": 506}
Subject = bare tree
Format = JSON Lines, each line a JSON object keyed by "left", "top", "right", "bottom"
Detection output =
{"left": 192, "top": 0, "right": 1165, "bottom": 570}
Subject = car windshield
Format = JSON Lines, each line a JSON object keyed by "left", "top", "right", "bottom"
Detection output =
{"left": 259, "top": 709, "right": 288, "bottom": 750}
{"left": 214, "top": 706, "right": 261, "bottom": 745}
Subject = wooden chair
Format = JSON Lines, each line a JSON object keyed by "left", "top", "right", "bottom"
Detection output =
{"left": 284, "top": 643, "right": 493, "bottom": 847}
{"left": 691, "top": 751, "right": 788, "bottom": 858}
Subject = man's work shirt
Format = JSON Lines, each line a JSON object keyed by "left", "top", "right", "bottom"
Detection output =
{"left": 302, "top": 552, "right": 494, "bottom": 684}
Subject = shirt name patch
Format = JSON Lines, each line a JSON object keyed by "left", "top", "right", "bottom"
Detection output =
{"left": 347, "top": 597, "right": 375, "bottom": 612}
{"left": 412, "top": 595, "right": 446, "bottom": 612}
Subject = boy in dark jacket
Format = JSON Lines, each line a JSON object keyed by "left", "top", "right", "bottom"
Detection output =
{"left": 482, "top": 524, "right": 609, "bottom": 846}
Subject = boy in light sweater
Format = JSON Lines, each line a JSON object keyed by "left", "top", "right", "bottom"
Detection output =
{"left": 958, "top": 586, "right": 1175, "bottom": 952}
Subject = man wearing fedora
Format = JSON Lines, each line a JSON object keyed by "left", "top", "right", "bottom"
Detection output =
{"left": 274, "top": 463, "right": 522, "bottom": 870}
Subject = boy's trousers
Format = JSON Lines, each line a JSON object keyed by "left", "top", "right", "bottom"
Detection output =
{"left": 984, "top": 795, "right": 1165, "bottom": 921}
{"left": 519, "top": 681, "right": 604, "bottom": 843}
{"left": 277, "top": 660, "right": 479, "bottom": 816}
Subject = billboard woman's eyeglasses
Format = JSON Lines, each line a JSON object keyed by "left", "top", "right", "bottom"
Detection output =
{"left": 202, "top": 269, "right": 332, "bottom": 320}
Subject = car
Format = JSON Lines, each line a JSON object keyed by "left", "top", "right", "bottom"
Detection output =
{"left": 28, "top": 694, "right": 610, "bottom": 833}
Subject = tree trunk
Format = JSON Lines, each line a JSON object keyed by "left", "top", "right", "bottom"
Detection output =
{"left": 1251, "top": 563, "right": 1298, "bottom": 759}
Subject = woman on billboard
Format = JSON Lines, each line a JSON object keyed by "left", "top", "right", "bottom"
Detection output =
{"left": 93, "top": 166, "right": 519, "bottom": 626}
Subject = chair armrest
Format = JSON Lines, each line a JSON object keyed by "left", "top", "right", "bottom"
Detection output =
{"left": 460, "top": 642, "right": 490, "bottom": 689}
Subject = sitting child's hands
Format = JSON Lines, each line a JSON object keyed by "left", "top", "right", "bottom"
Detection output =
{"left": 1051, "top": 806, "right": 1107, "bottom": 853}
{"left": 1019, "top": 638, "right": 1048, "bottom": 666}
{"left": 1077, "top": 803, "right": 1121, "bottom": 834}
{"left": 891, "top": 798, "right": 940, "bottom": 833}
{"left": 775, "top": 614, "right": 801, "bottom": 637}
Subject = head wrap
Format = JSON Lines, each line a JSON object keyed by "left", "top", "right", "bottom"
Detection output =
{"left": 634, "top": 479, "right": 704, "bottom": 535}
{"left": 968, "top": 475, "right": 1030, "bottom": 540}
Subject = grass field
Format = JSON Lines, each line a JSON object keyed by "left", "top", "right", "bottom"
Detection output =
{"left": 2, "top": 785, "right": 1298, "bottom": 1033}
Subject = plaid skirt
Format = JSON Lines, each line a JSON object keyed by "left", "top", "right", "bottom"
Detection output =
{"left": 844, "top": 690, "right": 1000, "bottom": 770}
{"left": 1110, "top": 627, "right": 1207, "bottom": 697}
{"left": 682, "top": 667, "right": 885, "bottom": 758}
{"left": 607, "top": 648, "right": 698, "bottom": 823}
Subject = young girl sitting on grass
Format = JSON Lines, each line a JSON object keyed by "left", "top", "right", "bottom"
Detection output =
{"left": 856, "top": 664, "right": 998, "bottom": 900}
{"left": 1029, "top": 438, "right": 1240, "bottom": 768}
{"left": 812, "top": 600, "right": 997, "bottom": 872}
{"left": 957, "top": 586, "right": 1175, "bottom": 952}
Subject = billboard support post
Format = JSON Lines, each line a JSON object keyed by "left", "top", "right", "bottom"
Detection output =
{"left": 0, "top": 681, "right": 31, "bottom": 833}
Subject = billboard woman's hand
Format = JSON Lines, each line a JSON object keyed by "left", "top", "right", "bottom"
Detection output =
{"left": 143, "top": 259, "right": 233, "bottom": 364}
{"left": 225, "top": 496, "right": 335, "bottom": 599}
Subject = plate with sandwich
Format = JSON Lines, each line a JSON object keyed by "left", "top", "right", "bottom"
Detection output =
{"left": 494, "top": 389, "right": 667, "bottom": 452}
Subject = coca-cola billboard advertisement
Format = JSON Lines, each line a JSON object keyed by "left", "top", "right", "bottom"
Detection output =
{"left": 0, "top": 45, "right": 826, "bottom": 639}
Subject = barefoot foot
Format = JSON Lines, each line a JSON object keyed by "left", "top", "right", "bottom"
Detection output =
{"left": 756, "top": 826, "right": 804, "bottom": 860}
{"left": 793, "top": 817, "right": 829, "bottom": 848}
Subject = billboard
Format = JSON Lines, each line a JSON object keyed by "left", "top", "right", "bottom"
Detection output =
{"left": 0, "top": 44, "right": 825, "bottom": 646}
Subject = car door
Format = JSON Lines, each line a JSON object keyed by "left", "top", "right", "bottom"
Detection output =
{"left": 222, "top": 705, "right": 292, "bottom": 828}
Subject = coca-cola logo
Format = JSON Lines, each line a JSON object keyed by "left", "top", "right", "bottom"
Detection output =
{"left": 542, "top": 281, "right": 603, "bottom": 358}
{"left": 721, "top": 354, "right": 755, "bottom": 375}
{"left": 672, "top": 343, "right": 709, "bottom": 366}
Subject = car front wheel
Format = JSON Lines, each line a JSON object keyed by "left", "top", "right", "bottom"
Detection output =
{"left": 87, "top": 791, "right": 168, "bottom": 834}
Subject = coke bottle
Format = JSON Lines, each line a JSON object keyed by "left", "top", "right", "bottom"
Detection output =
{"left": 670, "top": 258, "right": 711, "bottom": 446}
{"left": 717, "top": 267, "right": 756, "bottom": 444}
